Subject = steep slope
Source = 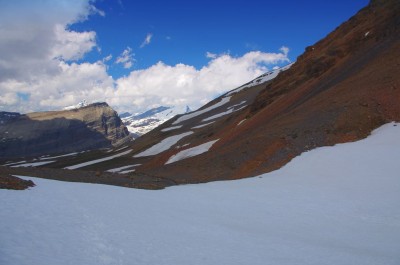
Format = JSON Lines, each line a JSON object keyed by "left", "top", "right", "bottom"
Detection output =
{"left": 0, "top": 103, "right": 131, "bottom": 159}
{"left": 118, "top": 0, "right": 399, "bottom": 183}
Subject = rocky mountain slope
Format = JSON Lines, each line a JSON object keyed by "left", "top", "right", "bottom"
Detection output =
{"left": 0, "top": 103, "right": 131, "bottom": 159}
{"left": 108, "top": 0, "right": 399, "bottom": 184}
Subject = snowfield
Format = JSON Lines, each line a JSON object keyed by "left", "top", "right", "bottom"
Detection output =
{"left": 1, "top": 123, "right": 400, "bottom": 265}
{"left": 172, "top": 96, "right": 231, "bottom": 125}
{"left": 166, "top": 139, "right": 219, "bottom": 164}
{"left": 134, "top": 131, "right": 193, "bottom": 157}
{"left": 64, "top": 150, "right": 132, "bottom": 170}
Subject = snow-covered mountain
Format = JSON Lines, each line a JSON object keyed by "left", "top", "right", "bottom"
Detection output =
{"left": 121, "top": 105, "right": 191, "bottom": 138}
{"left": 63, "top": 100, "right": 89, "bottom": 110}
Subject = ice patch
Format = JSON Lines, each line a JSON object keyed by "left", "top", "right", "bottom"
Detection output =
{"left": 202, "top": 105, "right": 247, "bottom": 122}
{"left": 106, "top": 164, "right": 141, "bottom": 173}
{"left": 65, "top": 150, "right": 132, "bottom": 170}
{"left": 166, "top": 139, "right": 219, "bottom": 164}
{"left": 134, "top": 131, "right": 194, "bottom": 157}
{"left": 172, "top": 97, "right": 231, "bottom": 125}
{"left": 161, "top": 125, "right": 183, "bottom": 132}
{"left": 191, "top": 121, "right": 215, "bottom": 129}
{"left": 11, "top": 161, "right": 56, "bottom": 167}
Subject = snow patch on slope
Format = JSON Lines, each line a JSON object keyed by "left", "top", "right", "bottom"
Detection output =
{"left": 106, "top": 164, "right": 141, "bottom": 173}
{"left": 134, "top": 131, "right": 194, "bottom": 157}
{"left": 226, "top": 63, "right": 293, "bottom": 96}
{"left": 172, "top": 97, "right": 231, "bottom": 125}
{"left": 11, "top": 161, "right": 56, "bottom": 167}
{"left": 166, "top": 139, "right": 219, "bottom": 164}
{"left": 65, "top": 150, "right": 132, "bottom": 170}
{"left": 161, "top": 125, "right": 182, "bottom": 132}
{"left": 202, "top": 105, "right": 247, "bottom": 122}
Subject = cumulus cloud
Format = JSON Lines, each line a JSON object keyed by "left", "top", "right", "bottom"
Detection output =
{"left": 112, "top": 48, "right": 290, "bottom": 113}
{"left": 115, "top": 47, "right": 135, "bottom": 69}
{"left": 51, "top": 24, "right": 97, "bottom": 61}
{"left": 0, "top": 0, "right": 107, "bottom": 112}
{"left": 0, "top": 0, "right": 291, "bottom": 116}
{"left": 206, "top": 52, "right": 217, "bottom": 59}
{"left": 140, "top": 33, "right": 153, "bottom": 48}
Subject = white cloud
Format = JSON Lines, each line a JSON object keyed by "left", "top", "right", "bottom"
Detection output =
{"left": 112, "top": 48, "right": 290, "bottom": 113}
{"left": 206, "top": 52, "right": 217, "bottom": 59}
{"left": 140, "top": 33, "right": 153, "bottom": 48}
{"left": 115, "top": 47, "right": 135, "bottom": 69}
{"left": 0, "top": 0, "right": 291, "bottom": 117}
{"left": 103, "top": 54, "right": 113, "bottom": 62}
{"left": 0, "top": 0, "right": 109, "bottom": 112}
{"left": 51, "top": 24, "right": 97, "bottom": 61}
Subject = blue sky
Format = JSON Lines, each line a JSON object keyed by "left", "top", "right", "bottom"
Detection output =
{"left": 0, "top": 0, "right": 369, "bottom": 113}
{"left": 74, "top": 0, "right": 369, "bottom": 78}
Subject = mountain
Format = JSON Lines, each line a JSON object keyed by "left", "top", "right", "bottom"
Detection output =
{"left": 121, "top": 105, "right": 191, "bottom": 138}
{"left": 66, "top": 0, "right": 397, "bottom": 185}
{"left": 0, "top": 103, "right": 131, "bottom": 159}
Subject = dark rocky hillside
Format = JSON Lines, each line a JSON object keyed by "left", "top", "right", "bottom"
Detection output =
{"left": 0, "top": 103, "right": 131, "bottom": 159}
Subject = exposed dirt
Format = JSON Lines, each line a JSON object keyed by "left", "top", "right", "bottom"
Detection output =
{"left": 0, "top": 174, "right": 35, "bottom": 190}
{"left": 0, "top": 166, "right": 175, "bottom": 190}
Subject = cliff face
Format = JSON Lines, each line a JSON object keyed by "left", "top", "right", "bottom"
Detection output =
{"left": 0, "top": 103, "right": 130, "bottom": 159}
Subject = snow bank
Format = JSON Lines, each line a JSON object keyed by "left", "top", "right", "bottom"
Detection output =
{"left": 191, "top": 121, "right": 215, "bottom": 129}
{"left": 1, "top": 123, "right": 400, "bottom": 265}
{"left": 106, "top": 164, "right": 141, "bottom": 173}
{"left": 226, "top": 63, "right": 293, "bottom": 96}
{"left": 65, "top": 150, "right": 132, "bottom": 170}
{"left": 202, "top": 105, "right": 246, "bottom": 122}
{"left": 134, "top": 131, "right": 193, "bottom": 157}
{"left": 166, "top": 139, "right": 219, "bottom": 164}
{"left": 11, "top": 161, "right": 56, "bottom": 167}
{"left": 161, "top": 125, "right": 182, "bottom": 132}
{"left": 172, "top": 97, "right": 231, "bottom": 125}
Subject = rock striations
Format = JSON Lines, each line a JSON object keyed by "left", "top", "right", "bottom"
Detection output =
{"left": 0, "top": 103, "right": 130, "bottom": 159}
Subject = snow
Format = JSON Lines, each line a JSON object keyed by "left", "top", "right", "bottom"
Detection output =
{"left": 237, "top": 119, "right": 246, "bottom": 126}
{"left": 1, "top": 122, "right": 400, "bottom": 265}
{"left": 122, "top": 106, "right": 189, "bottom": 137}
{"left": 172, "top": 96, "right": 231, "bottom": 125}
{"left": 2, "top": 160, "right": 26, "bottom": 166}
{"left": 119, "top": 169, "right": 135, "bottom": 174}
{"left": 64, "top": 150, "right": 132, "bottom": 170}
{"left": 106, "top": 164, "right": 141, "bottom": 173}
{"left": 10, "top": 161, "right": 56, "bottom": 167}
{"left": 161, "top": 125, "right": 182, "bottom": 132}
{"left": 191, "top": 121, "right": 215, "bottom": 129}
{"left": 166, "top": 139, "right": 219, "bottom": 164}
{"left": 226, "top": 63, "right": 293, "bottom": 96}
{"left": 227, "top": 100, "right": 246, "bottom": 109}
{"left": 134, "top": 131, "right": 194, "bottom": 157}
{"left": 39, "top": 152, "right": 78, "bottom": 160}
{"left": 63, "top": 99, "right": 88, "bottom": 110}
{"left": 202, "top": 105, "right": 246, "bottom": 122}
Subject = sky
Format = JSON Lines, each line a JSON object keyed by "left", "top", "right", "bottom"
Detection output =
{"left": 0, "top": 0, "right": 369, "bottom": 114}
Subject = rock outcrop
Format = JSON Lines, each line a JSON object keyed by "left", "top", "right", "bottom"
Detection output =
{"left": 0, "top": 103, "right": 131, "bottom": 159}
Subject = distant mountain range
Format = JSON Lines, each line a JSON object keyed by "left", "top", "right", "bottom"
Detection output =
{"left": 121, "top": 105, "right": 192, "bottom": 138}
